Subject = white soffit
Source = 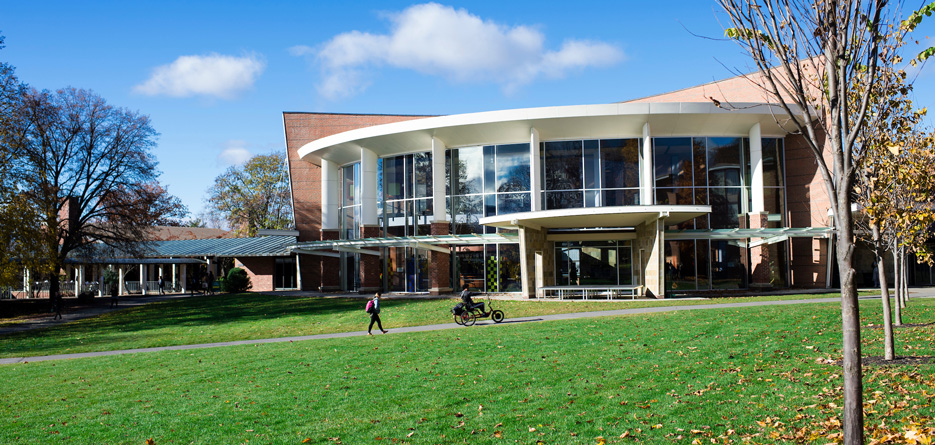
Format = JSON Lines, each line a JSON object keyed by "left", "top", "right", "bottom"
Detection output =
{"left": 478, "top": 205, "right": 711, "bottom": 230}
{"left": 297, "top": 103, "right": 801, "bottom": 166}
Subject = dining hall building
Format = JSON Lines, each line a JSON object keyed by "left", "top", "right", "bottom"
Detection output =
{"left": 280, "top": 74, "right": 898, "bottom": 299}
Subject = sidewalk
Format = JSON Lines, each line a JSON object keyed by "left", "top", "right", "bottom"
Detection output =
{"left": 2, "top": 287, "right": 933, "bottom": 365}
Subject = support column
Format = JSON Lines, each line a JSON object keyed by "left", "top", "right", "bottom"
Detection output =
{"left": 518, "top": 224, "right": 551, "bottom": 299}
{"left": 295, "top": 254, "right": 303, "bottom": 291}
{"left": 429, "top": 221, "right": 452, "bottom": 295}
{"left": 358, "top": 225, "right": 382, "bottom": 293}
{"left": 320, "top": 230, "right": 341, "bottom": 292}
{"left": 180, "top": 265, "right": 187, "bottom": 294}
{"left": 119, "top": 266, "right": 126, "bottom": 296}
{"left": 749, "top": 123, "right": 764, "bottom": 213}
{"left": 24, "top": 268, "right": 31, "bottom": 298}
{"left": 749, "top": 211, "right": 772, "bottom": 289}
{"left": 636, "top": 215, "right": 665, "bottom": 298}
{"left": 140, "top": 264, "right": 146, "bottom": 295}
{"left": 171, "top": 264, "right": 177, "bottom": 292}
{"left": 322, "top": 159, "right": 340, "bottom": 233}
{"left": 75, "top": 265, "right": 83, "bottom": 297}
{"left": 640, "top": 123, "right": 653, "bottom": 205}
{"left": 432, "top": 137, "right": 448, "bottom": 221}
{"left": 360, "top": 147, "right": 378, "bottom": 226}
{"left": 530, "top": 128, "right": 542, "bottom": 211}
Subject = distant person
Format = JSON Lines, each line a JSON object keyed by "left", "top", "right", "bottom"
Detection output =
{"left": 460, "top": 284, "right": 484, "bottom": 313}
{"left": 158, "top": 275, "right": 166, "bottom": 295}
{"left": 207, "top": 271, "right": 215, "bottom": 295}
{"left": 110, "top": 282, "right": 119, "bottom": 307}
{"left": 51, "top": 293, "right": 63, "bottom": 320}
{"left": 366, "top": 292, "right": 388, "bottom": 335}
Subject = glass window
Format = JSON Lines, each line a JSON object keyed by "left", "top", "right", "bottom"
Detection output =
{"left": 654, "top": 138, "right": 693, "bottom": 189}
{"left": 498, "top": 244, "right": 522, "bottom": 292}
{"left": 544, "top": 141, "right": 582, "bottom": 191}
{"left": 710, "top": 240, "right": 746, "bottom": 289}
{"left": 497, "top": 192, "right": 531, "bottom": 215}
{"left": 383, "top": 157, "right": 404, "bottom": 201}
{"left": 655, "top": 188, "right": 694, "bottom": 205}
{"left": 665, "top": 240, "right": 697, "bottom": 290}
{"left": 455, "top": 245, "right": 485, "bottom": 291}
{"left": 451, "top": 147, "right": 484, "bottom": 195}
{"left": 707, "top": 137, "right": 743, "bottom": 187}
{"left": 692, "top": 137, "right": 707, "bottom": 187}
{"left": 496, "top": 143, "right": 530, "bottom": 192}
{"left": 601, "top": 139, "right": 641, "bottom": 189}
{"left": 413, "top": 152, "right": 432, "bottom": 199}
{"left": 762, "top": 138, "right": 784, "bottom": 188}
{"left": 583, "top": 140, "right": 600, "bottom": 189}
{"left": 484, "top": 145, "right": 496, "bottom": 194}
{"left": 602, "top": 189, "right": 639, "bottom": 207}
{"left": 708, "top": 187, "right": 742, "bottom": 229}
{"left": 452, "top": 195, "right": 483, "bottom": 235}
{"left": 545, "top": 191, "right": 583, "bottom": 210}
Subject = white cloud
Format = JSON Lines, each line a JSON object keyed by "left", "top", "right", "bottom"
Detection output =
{"left": 303, "top": 3, "right": 624, "bottom": 100}
{"left": 134, "top": 53, "right": 265, "bottom": 99}
{"left": 217, "top": 141, "right": 252, "bottom": 166}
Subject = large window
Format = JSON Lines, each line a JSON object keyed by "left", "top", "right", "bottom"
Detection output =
{"left": 380, "top": 152, "right": 433, "bottom": 237}
{"left": 542, "top": 138, "right": 641, "bottom": 210}
{"left": 448, "top": 143, "right": 531, "bottom": 234}
{"left": 555, "top": 240, "right": 633, "bottom": 286}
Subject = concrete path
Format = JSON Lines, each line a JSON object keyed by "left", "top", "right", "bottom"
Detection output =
{"left": 2, "top": 288, "right": 933, "bottom": 365}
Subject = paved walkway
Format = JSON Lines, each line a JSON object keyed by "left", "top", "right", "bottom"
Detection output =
{"left": 2, "top": 288, "right": 933, "bottom": 365}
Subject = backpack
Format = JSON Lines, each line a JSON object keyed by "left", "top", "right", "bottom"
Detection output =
{"left": 365, "top": 299, "right": 375, "bottom": 313}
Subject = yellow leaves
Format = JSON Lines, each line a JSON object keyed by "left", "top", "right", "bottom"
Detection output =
{"left": 302, "top": 439, "right": 311, "bottom": 444}
{"left": 145, "top": 439, "right": 155, "bottom": 445}
{"left": 595, "top": 436, "right": 606, "bottom": 445}
{"left": 904, "top": 429, "right": 933, "bottom": 445}
{"left": 493, "top": 430, "right": 502, "bottom": 438}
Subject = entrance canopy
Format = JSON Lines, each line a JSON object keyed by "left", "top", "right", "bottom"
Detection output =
{"left": 479, "top": 205, "right": 711, "bottom": 230}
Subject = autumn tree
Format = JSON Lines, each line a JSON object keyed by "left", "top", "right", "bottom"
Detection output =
{"left": 206, "top": 152, "right": 293, "bottom": 237}
{"left": 717, "top": 1, "right": 930, "bottom": 442}
{"left": 853, "top": 61, "right": 935, "bottom": 361}
{"left": 4, "top": 86, "right": 187, "bottom": 301}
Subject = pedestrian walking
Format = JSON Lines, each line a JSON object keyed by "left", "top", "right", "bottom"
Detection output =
{"left": 158, "top": 275, "right": 166, "bottom": 295}
{"left": 365, "top": 292, "right": 388, "bottom": 335}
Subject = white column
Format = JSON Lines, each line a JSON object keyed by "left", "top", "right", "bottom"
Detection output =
{"left": 749, "top": 123, "right": 765, "bottom": 213}
{"left": 24, "top": 268, "right": 30, "bottom": 297}
{"left": 140, "top": 264, "right": 146, "bottom": 295}
{"left": 75, "top": 265, "right": 83, "bottom": 296}
{"left": 171, "top": 263, "right": 177, "bottom": 292}
{"left": 118, "top": 266, "right": 125, "bottom": 296}
{"left": 641, "top": 123, "right": 654, "bottom": 205}
{"left": 432, "top": 137, "right": 448, "bottom": 222}
{"left": 530, "top": 128, "right": 542, "bottom": 212}
{"left": 360, "top": 147, "right": 378, "bottom": 227}
{"left": 321, "top": 158, "right": 340, "bottom": 231}
{"left": 295, "top": 254, "right": 303, "bottom": 290}
{"left": 180, "top": 265, "right": 187, "bottom": 293}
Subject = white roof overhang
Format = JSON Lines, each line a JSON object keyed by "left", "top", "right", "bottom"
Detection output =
{"left": 298, "top": 102, "right": 803, "bottom": 166}
{"left": 479, "top": 205, "right": 711, "bottom": 230}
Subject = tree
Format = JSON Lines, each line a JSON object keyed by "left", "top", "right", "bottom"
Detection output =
{"left": 853, "top": 62, "right": 935, "bottom": 361}
{"left": 207, "top": 152, "right": 293, "bottom": 237}
{"left": 718, "top": 1, "right": 925, "bottom": 442}
{"left": 5, "top": 86, "right": 187, "bottom": 303}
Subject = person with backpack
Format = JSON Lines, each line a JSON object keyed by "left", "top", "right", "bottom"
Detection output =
{"left": 365, "top": 292, "right": 388, "bottom": 335}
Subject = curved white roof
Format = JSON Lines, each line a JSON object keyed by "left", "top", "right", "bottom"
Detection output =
{"left": 298, "top": 102, "right": 802, "bottom": 166}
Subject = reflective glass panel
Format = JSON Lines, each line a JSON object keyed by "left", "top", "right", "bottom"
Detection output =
{"left": 602, "top": 189, "right": 639, "bottom": 206}
{"left": 496, "top": 143, "right": 530, "bottom": 192}
{"left": 583, "top": 140, "right": 600, "bottom": 189}
{"left": 451, "top": 147, "right": 483, "bottom": 195}
{"left": 455, "top": 245, "right": 485, "bottom": 291}
{"left": 498, "top": 244, "right": 522, "bottom": 292}
{"left": 413, "top": 152, "right": 432, "bottom": 199}
{"left": 693, "top": 137, "right": 707, "bottom": 187}
{"left": 665, "top": 240, "right": 697, "bottom": 290}
{"left": 655, "top": 188, "right": 694, "bottom": 205}
{"left": 497, "top": 192, "right": 531, "bottom": 215}
{"left": 544, "top": 140, "right": 582, "bottom": 191}
{"left": 710, "top": 240, "right": 746, "bottom": 289}
{"left": 707, "top": 137, "right": 743, "bottom": 187}
{"left": 708, "top": 187, "right": 742, "bottom": 229}
{"left": 484, "top": 145, "right": 496, "bottom": 194}
{"left": 762, "top": 138, "right": 784, "bottom": 188}
{"left": 601, "top": 139, "right": 640, "bottom": 188}
{"left": 545, "top": 191, "right": 583, "bottom": 210}
{"left": 654, "top": 138, "right": 693, "bottom": 188}
{"left": 383, "top": 157, "right": 405, "bottom": 201}
{"left": 452, "top": 195, "right": 483, "bottom": 235}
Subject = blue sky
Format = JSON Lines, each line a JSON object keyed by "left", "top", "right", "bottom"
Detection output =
{"left": 2, "top": 1, "right": 933, "bottom": 219}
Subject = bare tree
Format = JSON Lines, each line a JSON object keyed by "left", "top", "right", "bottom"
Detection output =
{"left": 6, "top": 87, "right": 187, "bottom": 302}
{"left": 717, "top": 1, "right": 913, "bottom": 442}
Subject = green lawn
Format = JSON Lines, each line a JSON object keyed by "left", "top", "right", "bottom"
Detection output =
{"left": 0, "top": 292, "right": 849, "bottom": 359}
{"left": 0, "top": 295, "right": 933, "bottom": 443}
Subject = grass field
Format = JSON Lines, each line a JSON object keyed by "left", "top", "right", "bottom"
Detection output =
{"left": 1, "top": 295, "right": 933, "bottom": 443}
{"left": 0, "top": 292, "right": 850, "bottom": 359}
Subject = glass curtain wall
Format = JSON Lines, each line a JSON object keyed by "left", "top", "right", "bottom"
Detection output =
{"left": 541, "top": 138, "right": 641, "bottom": 209}
{"left": 380, "top": 152, "right": 433, "bottom": 292}
{"left": 339, "top": 164, "right": 361, "bottom": 291}
{"left": 555, "top": 241, "right": 633, "bottom": 286}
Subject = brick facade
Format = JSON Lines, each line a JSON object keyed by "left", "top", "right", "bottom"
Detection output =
{"left": 236, "top": 257, "right": 275, "bottom": 292}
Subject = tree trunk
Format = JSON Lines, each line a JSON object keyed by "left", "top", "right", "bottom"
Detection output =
{"left": 894, "top": 247, "right": 903, "bottom": 325}
{"left": 836, "top": 215, "right": 863, "bottom": 444}
{"left": 872, "top": 226, "right": 895, "bottom": 360}
{"left": 901, "top": 250, "right": 909, "bottom": 309}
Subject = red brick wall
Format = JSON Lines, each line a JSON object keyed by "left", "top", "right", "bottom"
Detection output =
{"left": 235, "top": 257, "right": 275, "bottom": 292}
{"left": 283, "top": 112, "right": 432, "bottom": 291}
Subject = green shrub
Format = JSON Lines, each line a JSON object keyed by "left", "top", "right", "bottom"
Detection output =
{"left": 221, "top": 268, "right": 252, "bottom": 293}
